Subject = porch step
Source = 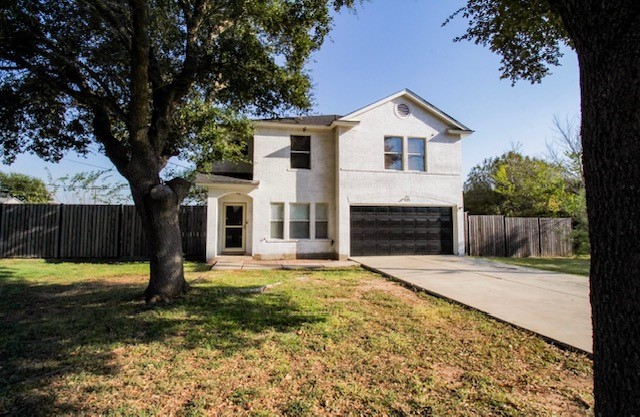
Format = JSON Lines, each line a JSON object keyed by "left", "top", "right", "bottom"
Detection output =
{"left": 209, "top": 258, "right": 357, "bottom": 271}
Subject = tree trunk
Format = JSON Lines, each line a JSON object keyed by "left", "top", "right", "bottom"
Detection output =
{"left": 551, "top": 1, "right": 640, "bottom": 414}
{"left": 143, "top": 192, "right": 188, "bottom": 304}
{"left": 130, "top": 176, "right": 192, "bottom": 304}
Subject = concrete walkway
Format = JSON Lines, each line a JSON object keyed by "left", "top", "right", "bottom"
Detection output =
{"left": 352, "top": 255, "right": 592, "bottom": 354}
{"left": 211, "top": 256, "right": 358, "bottom": 271}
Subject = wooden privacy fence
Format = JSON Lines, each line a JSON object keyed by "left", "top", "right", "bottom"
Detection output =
{"left": 0, "top": 204, "right": 206, "bottom": 260}
{"left": 465, "top": 214, "right": 573, "bottom": 257}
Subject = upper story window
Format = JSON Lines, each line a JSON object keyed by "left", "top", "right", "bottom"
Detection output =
{"left": 290, "top": 135, "right": 311, "bottom": 169}
{"left": 384, "top": 137, "right": 403, "bottom": 170}
{"left": 408, "top": 138, "right": 426, "bottom": 171}
{"left": 385, "top": 136, "right": 427, "bottom": 172}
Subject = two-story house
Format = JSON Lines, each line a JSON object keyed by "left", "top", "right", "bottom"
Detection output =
{"left": 195, "top": 89, "right": 472, "bottom": 261}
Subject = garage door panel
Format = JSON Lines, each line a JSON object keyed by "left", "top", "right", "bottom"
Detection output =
{"left": 390, "top": 218, "right": 403, "bottom": 228}
{"left": 362, "top": 242, "right": 377, "bottom": 255}
{"left": 390, "top": 243, "right": 404, "bottom": 254}
{"left": 389, "top": 229, "right": 403, "bottom": 241}
{"left": 403, "top": 243, "right": 416, "bottom": 254}
{"left": 376, "top": 243, "right": 389, "bottom": 254}
{"left": 350, "top": 206, "right": 454, "bottom": 256}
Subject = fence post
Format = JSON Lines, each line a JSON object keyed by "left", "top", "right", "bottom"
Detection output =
{"left": 537, "top": 218, "right": 542, "bottom": 257}
{"left": 116, "top": 205, "right": 122, "bottom": 259}
{"left": 501, "top": 215, "right": 506, "bottom": 257}
{"left": 56, "top": 204, "right": 63, "bottom": 259}
{"left": 466, "top": 212, "right": 471, "bottom": 256}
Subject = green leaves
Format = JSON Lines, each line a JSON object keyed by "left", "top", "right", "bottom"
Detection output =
{"left": 172, "top": 98, "right": 253, "bottom": 173}
{"left": 445, "top": 0, "right": 570, "bottom": 84}
{"left": 0, "top": 0, "right": 360, "bottom": 174}
{"left": 47, "top": 169, "right": 130, "bottom": 204}
{"left": 0, "top": 172, "right": 53, "bottom": 203}
{"left": 464, "top": 151, "right": 582, "bottom": 217}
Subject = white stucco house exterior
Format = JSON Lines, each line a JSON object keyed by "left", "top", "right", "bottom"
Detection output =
{"left": 196, "top": 89, "right": 472, "bottom": 261}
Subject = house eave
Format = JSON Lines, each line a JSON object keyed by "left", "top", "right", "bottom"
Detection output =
{"left": 330, "top": 120, "right": 359, "bottom": 129}
{"left": 447, "top": 128, "right": 474, "bottom": 138}
{"left": 198, "top": 183, "right": 259, "bottom": 193}
{"left": 253, "top": 121, "right": 334, "bottom": 131}
{"left": 194, "top": 173, "right": 259, "bottom": 190}
{"left": 253, "top": 120, "right": 360, "bottom": 131}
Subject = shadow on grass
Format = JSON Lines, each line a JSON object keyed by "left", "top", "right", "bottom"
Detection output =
{"left": 0, "top": 267, "right": 323, "bottom": 415}
{"left": 41, "top": 258, "right": 213, "bottom": 273}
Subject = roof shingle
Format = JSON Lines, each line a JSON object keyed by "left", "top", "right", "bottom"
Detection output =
{"left": 255, "top": 114, "right": 343, "bottom": 126}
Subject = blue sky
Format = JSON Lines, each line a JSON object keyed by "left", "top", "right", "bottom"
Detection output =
{"left": 1, "top": 0, "right": 580, "bottom": 194}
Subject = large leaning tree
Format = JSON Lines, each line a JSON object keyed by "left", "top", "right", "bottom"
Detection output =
{"left": 449, "top": 0, "right": 640, "bottom": 414}
{"left": 0, "top": 0, "right": 356, "bottom": 303}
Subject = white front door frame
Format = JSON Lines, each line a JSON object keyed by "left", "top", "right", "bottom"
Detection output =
{"left": 222, "top": 203, "right": 246, "bottom": 253}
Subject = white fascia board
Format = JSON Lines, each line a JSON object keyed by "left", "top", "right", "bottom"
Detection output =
{"left": 330, "top": 120, "right": 359, "bottom": 129}
{"left": 447, "top": 128, "right": 475, "bottom": 138}
{"left": 253, "top": 121, "right": 334, "bottom": 131}
{"left": 253, "top": 119, "right": 359, "bottom": 132}
{"left": 194, "top": 182, "right": 258, "bottom": 191}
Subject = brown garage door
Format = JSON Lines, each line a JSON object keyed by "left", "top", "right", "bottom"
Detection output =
{"left": 350, "top": 206, "right": 453, "bottom": 256}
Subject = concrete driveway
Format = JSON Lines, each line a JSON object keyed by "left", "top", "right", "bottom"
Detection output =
{"left": 351, "top": 255, "right": 592, "bottom": 354}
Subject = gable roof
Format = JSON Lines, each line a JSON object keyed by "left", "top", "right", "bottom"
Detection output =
{"left": 340, "top": 88, "right": 472, "bottom": 132}
{"left": 253, "top": 89, "right": 472, "bottom": 134}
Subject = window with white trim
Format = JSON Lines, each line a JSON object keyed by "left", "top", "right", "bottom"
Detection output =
{"left": 408, "top": 138, "right": 426, "bottom": 171}
{"left": 315, "top": 203, "right": 328, "bottom": 239}
{"left": 270, "top": 203, "right": 284, "bottom": 239}
{"left": 384, "top": 136, "right": 403, "bottom": 170}
{"left": 290, "top": 203, "right": 310, "bottom": 239}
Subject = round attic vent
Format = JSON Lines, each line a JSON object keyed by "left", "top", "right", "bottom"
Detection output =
{"left": 395, "top": 103, "right": 411, "bottom": 118}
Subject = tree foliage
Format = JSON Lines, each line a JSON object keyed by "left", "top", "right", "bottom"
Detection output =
{"left": 0, "top": 0, "right": 360, "bottom": 302}
{"left": 0, "top": 171, "right": 52, "bottom": 203}
{"left": 48, "top": 169, "right": 130, "bottom": 204}
{"left": 546, "top": 115, "right": 583, "bottom": 188}
{"left": 444, "top": 0, "right": 569, "bottom": 84}
{"left": 546, "top": 115, "right": 589, "bottom": 253}
{"left": 464, "top": 150, "right": 580, "bottom": 217}
{"left": 0, "top": 0, "right": 357, "bottom": 169}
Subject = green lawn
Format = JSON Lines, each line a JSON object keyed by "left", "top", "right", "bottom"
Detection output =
{"left": 0, "top": 260, "right": 592, "bottom": 416}
{"left": 485, "top": 256, "right": 590, "bottom": 276}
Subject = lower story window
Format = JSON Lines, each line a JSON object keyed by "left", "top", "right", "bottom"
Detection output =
{"left": 290, "top": 203, "right": 310, "bottom": 239}
{"left": 315, "top": 203, "right": 328, "bottom": 238}
{"left": 270, "top": 203, "right": 284, "bottom": 239}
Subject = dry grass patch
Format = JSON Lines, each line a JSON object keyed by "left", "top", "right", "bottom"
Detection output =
{"left": 0, "top": 261, "right": 592, "bottom": 416}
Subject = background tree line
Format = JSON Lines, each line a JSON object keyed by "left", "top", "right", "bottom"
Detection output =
{"left": 464, "top": 116, "right": 589, "bottom": 253}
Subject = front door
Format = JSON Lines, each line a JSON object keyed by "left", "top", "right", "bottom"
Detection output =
{"left": 223, "top": 204, "right": 245, "bottom": 253}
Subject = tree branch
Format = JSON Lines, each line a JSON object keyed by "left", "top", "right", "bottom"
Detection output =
{"left": 79, "top": 0, "right": 132, "bottom": 52}
{"left": 92, "top": 104, "right": 130, "bottom": 173}
{"left": 166, "top": 177, "right": 192, "bottom": 203}
{"left": 128, "top": 0, "right": 152, "bottom": 148}
{"left": 147, "top": 0, "right": 210, "bottom": 157}
{"left": 149, "top": 177, "right": 191, "bottom": 204}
